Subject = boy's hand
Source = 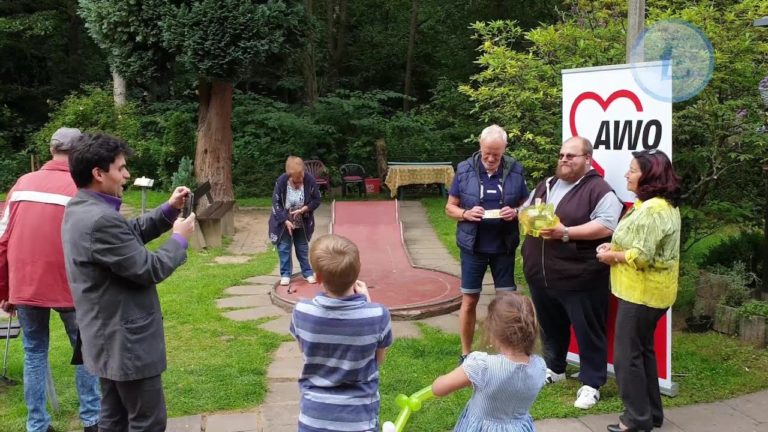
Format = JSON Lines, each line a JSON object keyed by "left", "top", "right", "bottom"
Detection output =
{"left": 354, "top": 280, "right": 371, "bottom": 301}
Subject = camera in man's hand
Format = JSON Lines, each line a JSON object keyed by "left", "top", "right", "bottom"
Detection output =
{"left": 182, "top": 192, "right": 194, "bottom": 218}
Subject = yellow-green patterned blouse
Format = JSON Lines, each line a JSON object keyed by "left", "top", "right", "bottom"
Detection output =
{"left": 610, "top": 197, "right": 681, "bottom": 309}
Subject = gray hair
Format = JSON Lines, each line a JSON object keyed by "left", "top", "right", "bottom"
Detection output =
{"left": 479, "top": 124, "right": 508, "bottom": 146}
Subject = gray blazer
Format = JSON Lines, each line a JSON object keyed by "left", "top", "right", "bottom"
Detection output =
{"left": 62, "top": 190, "right": 187, "bottom": 381}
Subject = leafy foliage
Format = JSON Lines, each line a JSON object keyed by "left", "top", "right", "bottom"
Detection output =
{"left": 78, "top": 0, "right": 173, "bottom": 83}
{"left": 461, "top": 0, "right": 768, "bottom": 247}
{"left": 0, "top": 0, "right": 108, "bottom": 152}
{"left": 170, "top": 156, "right": 196, "bottom": 191}
{"left": 698, "top": 231, "right": 764, "bottom": 288}
{"left": 738, "top": 300, "right": 768, "bottom": 319}
{"left": 32, "top": 86, "right": 197, "bottom": 190}
{"left": 715, "top": 262, "right": 755, "bottom": 308}
{"left": 32, "top": 86, "right": 141, "bottom": 158}
{"left": 162, "top": 0, "right": 304, "bottom": 81}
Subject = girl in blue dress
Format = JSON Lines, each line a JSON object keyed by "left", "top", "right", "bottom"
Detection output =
{"left": 432, "top": 293, "right": 546, "bottom": 432}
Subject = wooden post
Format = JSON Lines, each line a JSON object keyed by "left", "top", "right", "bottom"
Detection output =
{"left": 626, "top": 0, "right": 645, "bottom": 62}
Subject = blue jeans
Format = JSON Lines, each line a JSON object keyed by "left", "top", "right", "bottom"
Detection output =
{"left": 16, "top": 306, "right": 100, "bottom": 432}
{"left": 277, "top": 229, "right": 313, "bottom": 278}
{"left": 459, "top": 249, "right": 517, "bottom": 294}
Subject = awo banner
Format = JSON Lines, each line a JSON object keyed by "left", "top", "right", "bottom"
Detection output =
{"left": 561, "top": 62, "right": 677, "bottom": 396}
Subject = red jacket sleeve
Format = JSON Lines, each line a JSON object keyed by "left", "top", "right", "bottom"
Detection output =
{"left": 0, "top": 188, "right": 14, "bottom": 302}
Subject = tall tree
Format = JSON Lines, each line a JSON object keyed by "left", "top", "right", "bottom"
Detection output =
{"left": 302, "top": 0, "right": 319, "bottom": 106}
{"left": 0, "top": 0, "right": 107, "bottom": 141}
{"left": 402, "top": 0, "right": 418, "bottom": 111}
{"left": 324, "top": 0, "right": 348, "bottom": 91}
{"left": 79, "top": 0, "right": 175, "bottom": 99}
{"left": 164, "top": 0, "right": 303, "bottom": 200}
{"left": 79, "top": 0, "right": 304, "bottom": 200}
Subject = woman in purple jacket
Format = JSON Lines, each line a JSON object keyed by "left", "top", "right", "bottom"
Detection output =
{"left": 268, "top": 156, "right": 322, "bottom": 286}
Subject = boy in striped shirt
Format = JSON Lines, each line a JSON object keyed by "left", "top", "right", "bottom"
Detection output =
{"left": 290, "top": 234, "right": 393, "bottom": 432}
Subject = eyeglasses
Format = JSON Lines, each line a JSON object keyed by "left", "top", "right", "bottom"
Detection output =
{"left": 558, "top": 153, "right": 587, "bottom": 161}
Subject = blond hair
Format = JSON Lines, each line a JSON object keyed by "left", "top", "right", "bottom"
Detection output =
{"left": 484, "top": 293, "right": 539, "bottom": 355}
{"left": 309, "top": 234, "right": 361, "bottom": 295}
{"left": 285, "top": 156, "right": 305, "bottom": 176}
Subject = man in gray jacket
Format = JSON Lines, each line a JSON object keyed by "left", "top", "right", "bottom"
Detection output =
{"left": 62, "top": 133, "right": 195, "bottom": 431}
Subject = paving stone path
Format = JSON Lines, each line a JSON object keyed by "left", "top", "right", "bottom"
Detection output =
{"left": 119, "top": 201, "right": 768, "bottom": 431}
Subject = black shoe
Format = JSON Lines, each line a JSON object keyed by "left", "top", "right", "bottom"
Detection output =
{"left": 606, "top": 424, "right": 652, "bottom": 432}
{"left": 84, "top": 423, "right": 98, "bottom": 432}
{"left": 46, "top": 426, "right": 56, "bottom": 432}
{"left": 458, "top": 354, "right": 467, "bottom": 365}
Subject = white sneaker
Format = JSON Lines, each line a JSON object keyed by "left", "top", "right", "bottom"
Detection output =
{"left": 305, "top": 275, "right": 317, "bottom": 284}
{"left": 574, "top": 385, "right": 600, "bottom": 409}
{"left": 545, "top": 368, "right": 566, "bottom": 385}
{"left": 280, "top": 277, "right": 290, "bottom": 286}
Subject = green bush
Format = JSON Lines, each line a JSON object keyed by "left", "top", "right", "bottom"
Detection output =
{"left": 231, "top": 93, "right": 333, "bottom": 196}
{"left": 699, "top": 232, "right": 764, "bottom": 286}
{"left": 32, "top": 86, "right": 141, "bottom": 161}
{"left": 712, "top": 262, "right": 756, "bottom": 308}
{"left": 134, "top": 101, "right": 197, "bottom": 186}
{"left": 170, "top": 156, "right": 196, "bottom": 192}
{"left": 675, "top": 261, "right": 698, "bottom": 313}
{"left": 32, "top": 87, "right": 198, "bottom": 190}
{"left": 0, "top": 152, "right": 28, "bottom": 191}
{"left": 738, "top": 300, "right": 768, "bottom": 319}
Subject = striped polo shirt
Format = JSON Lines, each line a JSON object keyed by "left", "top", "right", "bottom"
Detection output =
{"left": 290, "top": 293, "right": 393, "bottom": 432}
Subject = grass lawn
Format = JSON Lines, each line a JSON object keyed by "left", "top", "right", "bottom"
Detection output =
{"left": 0, "top": 237, "right": 282, "bottom": 431}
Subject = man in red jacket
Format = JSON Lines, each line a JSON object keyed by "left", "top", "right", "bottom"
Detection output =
{"left": 0, "top": 128, "right": 100, "bottom": 432}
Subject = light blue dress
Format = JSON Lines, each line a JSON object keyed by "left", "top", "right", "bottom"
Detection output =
{"left": 454, "top": 352, "right": 546, "bottom": 432}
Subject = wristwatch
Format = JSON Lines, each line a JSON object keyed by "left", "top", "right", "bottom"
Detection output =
{"left": 562, "top": 226, "right": 570, "bottom": 243}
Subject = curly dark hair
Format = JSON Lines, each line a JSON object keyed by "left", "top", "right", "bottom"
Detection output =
{"left": 484, "top": 293, "right": 539, "bottom": 356}
{"left": 68, "top": 133, "right": 133, "bottom": 188}
{"left": 631, "top": 149, "right": 682, "bottom": 207}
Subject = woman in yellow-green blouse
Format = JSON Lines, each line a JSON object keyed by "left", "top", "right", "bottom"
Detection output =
{"left": 596, "top": 149, "right": 681, "bottom": 432}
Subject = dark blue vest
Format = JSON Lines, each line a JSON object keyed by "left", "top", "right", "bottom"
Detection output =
{"left": 454, "top": 153, "right": 526, "bottom": 254}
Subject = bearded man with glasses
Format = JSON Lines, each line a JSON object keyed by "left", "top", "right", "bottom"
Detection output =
{"left": 520, "top": 136, "right": 623, "bottom": 410}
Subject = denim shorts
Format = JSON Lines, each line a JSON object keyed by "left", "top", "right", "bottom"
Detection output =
{"left": 459, "top": 249, "right": 517, "bottom": 294}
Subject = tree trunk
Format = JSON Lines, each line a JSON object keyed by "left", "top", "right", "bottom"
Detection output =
{"left": 65, "top": 0, "right": 82, "bottom": 80}
{"left": 403, "top": 0, "right": 419, "bottom": 112}
{"left": 333, "top": 0, "right": 348, "bottom": 73}
{"left": 626, "top": 0, "right": 645, "bottom": 62}
{"left": 112, "top": 70, "right": 127, "bottom": 107}
{"left": 195, "top": 80, "right": 234, "bottom": 202}
{"left": 302, "top": 0, "right": 319, "bottom": 106}
{"left": 325, "top": 0, "right": 348, "bottom": 91}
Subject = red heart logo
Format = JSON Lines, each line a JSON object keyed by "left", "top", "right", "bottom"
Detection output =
{"left": 568, "top": 89, "right": 644, "bottom": 176}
